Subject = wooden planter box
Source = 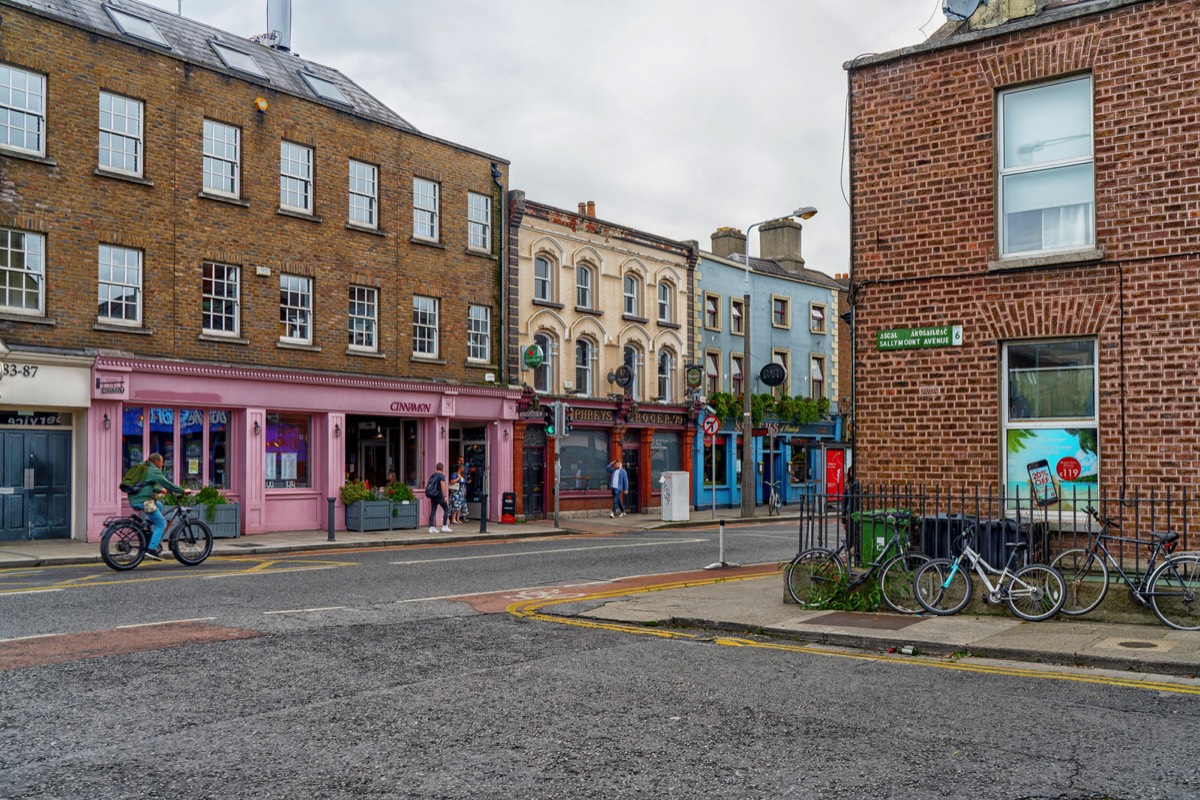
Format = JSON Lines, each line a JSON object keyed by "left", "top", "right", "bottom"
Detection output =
{"left": 390, "top": 501, "right": 419, "bottom": 529}
{"left": 199, "top": 503, "right": 240, "bottom": 538}
{"left": 346, "top": 500, "right": 394, "bottom": 532}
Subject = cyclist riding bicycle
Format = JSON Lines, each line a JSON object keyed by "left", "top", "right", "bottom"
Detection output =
{"left": 126, "top": 453, "right": 190, "bottom": 561}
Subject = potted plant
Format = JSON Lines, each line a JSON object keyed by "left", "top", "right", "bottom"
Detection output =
{"left": 341, "top": 480, "right": 393, "bottom": 532}
{"left": 166, "top": 485, "right": 240, "bottom": 538}
{"left": 384, "top": 481, "right": 419, "bottom": 529}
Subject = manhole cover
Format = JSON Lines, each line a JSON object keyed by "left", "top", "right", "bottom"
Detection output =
{"left": 1118, "top": 641, "right": 1157, "bottom": 649}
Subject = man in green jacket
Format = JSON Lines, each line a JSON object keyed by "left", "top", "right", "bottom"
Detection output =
{"left": 128, "top": 453, "right": 189, "bottom": 560}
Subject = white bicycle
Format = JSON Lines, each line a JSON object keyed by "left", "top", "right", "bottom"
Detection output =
{"left": 765, "top": 480, "right": 782, "bottom": 516}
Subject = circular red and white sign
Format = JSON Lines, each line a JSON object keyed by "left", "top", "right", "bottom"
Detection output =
{"left": 1056, "top": 457, "right": 1082, "bottom": 481}
{"left": 701, "top": 416, "right": 719, "bottom": 435}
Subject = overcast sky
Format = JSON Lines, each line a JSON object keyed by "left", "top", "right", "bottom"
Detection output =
{"left": 143, "top": 0, "right": 946, "bottom": 276}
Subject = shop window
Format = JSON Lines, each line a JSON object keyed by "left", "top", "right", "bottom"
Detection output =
{"left": 650, "top": 431, "right": 680, "bottom": 485}
{"left": 122, "top": 406, "right": 232, "bottom": 488}
{"left": 702, "top": 436, "right": 727, "bottom": 487}
{"left": 265, "top": 412, "right": 311, "bottom": 489}
{"left": 558, "top": 429, "right": 609, "bottom": 491}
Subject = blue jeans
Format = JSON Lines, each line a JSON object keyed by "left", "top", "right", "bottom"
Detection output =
{"left": 142, "top": 504, "right": 167, "bottom": 549}
{"left": 611, "top": 489, "right": 625, "bottom": 515}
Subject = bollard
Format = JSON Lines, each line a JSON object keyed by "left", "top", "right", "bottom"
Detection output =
{"left": 326, "top": 496, "right": 336, "bottom": 542}
{"left": 479, "top": 493, "right": 487, "bottom": 533}
{"left": 704, "top": 519, "right": 739, "bottom": 570}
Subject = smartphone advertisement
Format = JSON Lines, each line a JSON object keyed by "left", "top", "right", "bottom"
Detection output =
{"left": 1005, "top": 428, "right": 1097, "bottom": 509}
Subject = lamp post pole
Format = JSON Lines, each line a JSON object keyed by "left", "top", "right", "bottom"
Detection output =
{"left": 739, "top": 207, "right": 817, "bottom": 520}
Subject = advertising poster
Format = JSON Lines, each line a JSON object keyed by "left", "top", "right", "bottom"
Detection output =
{"left": 825, "top": 449, "right": 845, "bottom": 500}
{"left": 1005, "top": 427, "right": 1097, "bottom": 509}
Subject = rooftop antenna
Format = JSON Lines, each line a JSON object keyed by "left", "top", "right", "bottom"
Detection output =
{"left": 943, "top": 0, "right": 986, "bottom": 20}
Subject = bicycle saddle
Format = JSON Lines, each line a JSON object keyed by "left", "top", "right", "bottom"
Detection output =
{"left": 1006, "top": 541, "right": 1029, "bottom": 552}
{"left": 1149, "top": 530, "right": 1180, "bottom": 545}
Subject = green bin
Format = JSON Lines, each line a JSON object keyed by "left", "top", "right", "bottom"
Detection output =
{"left": 850, "top": 509, "right": 913, "bottom": 563}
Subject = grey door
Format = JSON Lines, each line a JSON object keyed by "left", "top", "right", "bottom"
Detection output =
{"left": 522, "top": 447, "right": 544, "bottom": 519}
{"left": 0, "top": 429, "right": 72, "bottom": 541}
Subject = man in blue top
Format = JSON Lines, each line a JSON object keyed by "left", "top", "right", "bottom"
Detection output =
{"left": 128, "top": 453, "right": 190, "bottom": 561}
{"left": 607, "top": 459, "right": 628, "bottom": 518}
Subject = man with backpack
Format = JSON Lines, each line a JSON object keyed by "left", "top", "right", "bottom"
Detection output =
{"left": 124, "top": 453, "right": 189, "bottom": 560}
{"left": 426, "top": 462, "right": 451, "bottom": 534}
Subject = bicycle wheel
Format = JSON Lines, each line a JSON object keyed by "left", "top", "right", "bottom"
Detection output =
{"left": 100, "top": 522, "right": 145, "bottom": 571}
{"left": 1006, "top": 564, "right": 1065, "bottom": 622}
{"left": 1148, "top": 554, "right": 1200, "bottom": 631}
{"left": 914, "top": 558, "right": 972, "bottom": 615}
{"left": 170, "top": 520, "right": 213, "bottom": 566}
{"left": 786, "top": 547, "right": 845, "bottom": 609}
{"left": 1050, "top": 548, "right": 1108, "bottom": 616}
{"left": 768, "top": 492, "right": 780, "bottom": 516}
{"left": 878, "top": 551, "right": 931, "bottom": 615}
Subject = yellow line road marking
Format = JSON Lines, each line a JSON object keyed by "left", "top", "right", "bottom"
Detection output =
{"left": 0, "top": 557, "right": 352, "bottom": 594}
{"left": 507, "top": 574, "right": 1200, "bottom": 697}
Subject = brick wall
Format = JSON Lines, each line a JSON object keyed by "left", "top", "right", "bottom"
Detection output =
{"left": 0, "top": 5, "right": 508, "bottom": 386}
{"left": 848, "top": 1, "right": 1200, "bottom": 488}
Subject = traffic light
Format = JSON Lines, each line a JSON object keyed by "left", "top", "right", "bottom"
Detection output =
{"left": 562, "top": 403, "right": 573, "bottom": 436}
{"left": 543, "top": 400, "right": 557, "bottom": 438}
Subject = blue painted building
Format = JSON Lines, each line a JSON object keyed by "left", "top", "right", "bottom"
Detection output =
{"left": 690, "top": 220, "right": 847, "bottom": 511}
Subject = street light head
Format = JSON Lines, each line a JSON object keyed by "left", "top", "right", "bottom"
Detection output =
{"left": 792, "top": 206, "right": 818, "bottom": 220}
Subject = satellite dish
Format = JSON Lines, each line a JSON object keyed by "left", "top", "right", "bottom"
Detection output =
{"left": 943, "top": 0, "right": 984, "bottom": 20}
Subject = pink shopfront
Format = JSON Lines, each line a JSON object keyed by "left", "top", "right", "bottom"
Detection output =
{"left": 86, "top": 357, "right": 520, "bottom": 541}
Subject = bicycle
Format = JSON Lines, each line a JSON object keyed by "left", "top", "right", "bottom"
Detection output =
{"left": 786, "top": 514, "right": 931, "bottom": 614}
{"left": 765, "top": 481, "right": 782, "bottom": 516}
{"left": 100, "top": 492, "right": 214, "bottom": 571}
{"left": 1051, "top": 504, "right": 1200, "bottom": 631}
{"left": 913, "top": 524, "right": 1065, "bottom": 621}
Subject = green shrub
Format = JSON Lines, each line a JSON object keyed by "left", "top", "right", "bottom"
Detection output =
{"left": 384, "top": 482, "right": 415, "bottom": 502}
{"left": 340, "top": 480, "right": 381, "bottom": 504}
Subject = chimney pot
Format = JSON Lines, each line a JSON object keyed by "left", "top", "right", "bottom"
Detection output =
{"left": 586, "top": 201, "right": 596, "bottom": 217}
{"left": 578, "top": 202, "right": 587, "bottom": 215}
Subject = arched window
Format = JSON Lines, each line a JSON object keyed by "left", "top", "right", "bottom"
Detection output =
{"left": 576, "top": 265, "right": 594, "bottom": 309}
{"left": 533, "top": 332, "right": 554, "bottom": 393}
{"left": 623, "top": 274, "right": 640, "bottom": 317}
{"left": 657, "top": 348, "right": 674, "bottom": 402}
{"left": 534, "top": 256, "right": 553, "bottom": 302}
{"left": 657, "top": 281, "right": 673, "bottom": 323}
{"left": 623, "top": 343, "right": 643, "bottom": 400}
{"left": 575, "top": 339, "right": 594, "bottom": 397}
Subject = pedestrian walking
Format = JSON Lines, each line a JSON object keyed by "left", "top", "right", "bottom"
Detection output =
{"left": 606, "top": 459, "right": 628, "bottom": 518}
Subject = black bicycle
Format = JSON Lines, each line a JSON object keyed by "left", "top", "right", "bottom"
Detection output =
{"left": 100, "top": 493, "right": 213, "bottom": 571}
{"left": 1052, "top": 505, "right": 1200, "bottom": 630}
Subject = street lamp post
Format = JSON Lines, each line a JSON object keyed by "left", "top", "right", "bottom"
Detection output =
{"left": 740, "top": 206, "right": 817, "bottom": 519}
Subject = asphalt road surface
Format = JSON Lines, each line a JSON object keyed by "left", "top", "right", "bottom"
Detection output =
{"left": 2, "top": 526, "right": 1197, "bottom": 799}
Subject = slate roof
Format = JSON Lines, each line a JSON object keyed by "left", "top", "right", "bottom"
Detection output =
{"left": 725, "top": 252, "right": 846, "bottom": 292}
{"left": 4, "top": 0, "right": 418, "bottom": 133}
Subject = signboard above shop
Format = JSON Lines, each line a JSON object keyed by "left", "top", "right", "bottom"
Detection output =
{"left": 877, "top": 325, "right": 963, "bottom": 351}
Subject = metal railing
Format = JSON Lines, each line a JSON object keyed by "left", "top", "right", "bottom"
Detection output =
{"left": 795, "top": 484, "right": 1194, "bottom": 573}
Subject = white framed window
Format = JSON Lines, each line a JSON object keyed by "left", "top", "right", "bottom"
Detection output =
{"left": 533, "top": 332, "right": 555, "bottom": 393}
{"left": 576, "top": 265, "right": 593, "bottom": 308}
{"left": 731, "top": 298, "right": 744, "bottom": 335}
{"left": 623, "top": 344, "right": 643, "bottom": 401}
{"left": 203, "top": 119, "right": 240, "bottom": 197}
{"left": 413, "top": 295, "right": 439, "bottom": 357}
{"left": 0, "top": 228, "right": 44, "bottom": 314}
{"left": 1003, "top": 339, "right": 1099, "bottom": 502}
{"left": 705, "top": 351, "right": 720, "bottom": 396}
{"left": 280, "top": 142, "right": 314, "bottom": 213}
{"left": 348, "top": 160, "right": 378, "bottom": 228}
{"left": 0, "top": 64, "right": 46, "bottom": 156}
{"left": 704, "top": 293, "right": 720, "bottom": 330}
{"left": 468, "top": 304, "right": 491, "bottom": 363}
{"left": 657, "top": 349, "right": 674, "bottom": 401}
{"left": 772, "top": 350, "right": 790, "bottom": 397}
{"left": 210, "top": 42, "right": 267, "bottom": 79}
{"left": 999, "top": 75, "right": 1094, "bottom": 257}
{"left": 575, "top": 339, "right": 595, "bottom": 397}
{"left": 468, "top": 192, "right": 491, "bottom": 251}
{"left": 810, "top": 355, "right": 826, "bottom": 400}
{"left": 97, "top": 244, "right": 141, "bottom": 325}
{"left": 623, "top": 274, "right": 640, "bottom": 316}
{"left": 534, "top": 255, "right": 553, "bottom": 302}
{"left": 772, "top": 296, "right": 791, "bottom": 329}
{"left": 279, "top": 274, "right": 313, "bottom": 344}
{"left": 413, "top": 178, "right": 439, "bottom": 240}
{"left": 348, "top": 285, "right": 378, "bottom": 351}
{"left": 99, "top": 92, "right": 142, "bottom": 176}
{"left": 810, "top": 303, "right": 827, "bottom": 334}
{"left": 731, "top": 354, "right": 744, "bottom": 397}
{"left": 202, "top": 262, "right": 240, "bottom": 335}
{"left": 657, "top": 281, "right": 674, "bottom": 323}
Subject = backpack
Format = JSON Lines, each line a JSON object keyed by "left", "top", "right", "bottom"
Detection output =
{"left": 425, "top": 472, "right": 442, "bottom": 497}
{"left": 119, "top": 463, "right": 150, "bottom": 494}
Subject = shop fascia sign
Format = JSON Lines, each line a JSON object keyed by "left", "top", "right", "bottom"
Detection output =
{"left": 877, "top": 325, "right": 963, "bottom": 351}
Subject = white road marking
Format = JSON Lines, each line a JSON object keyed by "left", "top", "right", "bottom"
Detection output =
{"left": 115, "top": 617, "right": 216, "bottom": 628}
{"left": 263, "top": 606, "right": 348, "bottom": 615}
{"left": 390, "top": 538, "right": 705, "bottom": 565}
{"left": 0, "top": 588, "right": 63, "bottom": 596}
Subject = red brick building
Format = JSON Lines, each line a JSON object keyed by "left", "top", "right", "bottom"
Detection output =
{"left": 0, "top": 0, "right": 514, "bottom": 540}
{"left": 847, "top": 0, "right": 1200, "bottom": 502}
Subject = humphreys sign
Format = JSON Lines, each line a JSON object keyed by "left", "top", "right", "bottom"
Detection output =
{"left": 570, "top": 406, "right": 615, "bottom": 424}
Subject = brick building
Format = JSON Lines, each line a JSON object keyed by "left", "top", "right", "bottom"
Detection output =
{"left": 847, "top": 0, "right": 1200, "bottom": 504}
{"left": 506, "top": 194, "right": 697, "bottom": 519}
{"left": 0, "top": 0, "right": 514, "bottom": 540}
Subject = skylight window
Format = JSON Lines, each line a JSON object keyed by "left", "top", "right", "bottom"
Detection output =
{"left": 210, "top": 42, "right": 268, "bottom": 79}
{"left": 299, "top": 72, "right": 351, "bottom": 106}
{"left": 104, "top": 6, "right": 171, "bottom": 48}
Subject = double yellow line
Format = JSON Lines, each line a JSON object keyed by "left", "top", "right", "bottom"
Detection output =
{"left": 507, "top": 574, "right": 1200, "bottom": 697}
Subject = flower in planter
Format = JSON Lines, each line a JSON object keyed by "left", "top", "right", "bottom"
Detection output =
{"left": 162, "top": 485, "right": 230, "bottom": 515}
{"left": 340, "top": 479, "right": 383, "bottom": 505}
{"left": 384, "top": 481, "right": 415, "bottom": 503}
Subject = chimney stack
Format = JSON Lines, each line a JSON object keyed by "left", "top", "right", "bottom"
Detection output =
{"left": 578, "top": 202, "right": 587, "bottom": 215}
{"left": 267, "top": 0, "right": 292, "bottom": 52}
{"left": 759, "top": 218, "right": 806, "bottom": 274}
{"left": 710, "top": 227, "right": 747, "bottom": 260}
{"left": 586, "top": 200, "right": 596, "bottom": 217}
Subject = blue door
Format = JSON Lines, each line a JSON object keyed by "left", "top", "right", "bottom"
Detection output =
{"left": 0, "top": 430, "right": 72, "bottom": 541}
